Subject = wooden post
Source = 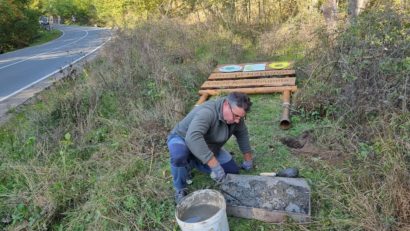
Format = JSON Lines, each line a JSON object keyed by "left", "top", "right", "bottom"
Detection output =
{"left": 195, "top": 93, "right": 209, "bottom": 106}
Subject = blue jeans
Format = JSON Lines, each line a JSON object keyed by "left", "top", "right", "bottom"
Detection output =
{"left": 167, "top": 133, "right": 239, "bottom": 191}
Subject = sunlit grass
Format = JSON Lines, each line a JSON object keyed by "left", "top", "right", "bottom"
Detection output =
{"left": 31, "top": 29, "right": 63, "bottom": 47}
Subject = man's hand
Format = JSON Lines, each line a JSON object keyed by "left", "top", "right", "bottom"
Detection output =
{"left": 241, "top": 160, "right": 253, "bottom": 170}
{"left": 210, "top": 163, "right": 226, "bottom": 183}
{"left": 241, "top": 152, "right": 253, "bottom": 170}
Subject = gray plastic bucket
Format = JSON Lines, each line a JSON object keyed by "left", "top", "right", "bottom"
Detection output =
{"left": 175, "top": 189, "right": 229, "bottom": 231}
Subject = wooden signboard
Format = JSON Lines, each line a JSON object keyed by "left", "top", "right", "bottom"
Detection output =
{"left": 208, "top": 70, "right": 295, "bottom": 80}
{"left": 197, "top": 61, "right": 297, "bottom": 129}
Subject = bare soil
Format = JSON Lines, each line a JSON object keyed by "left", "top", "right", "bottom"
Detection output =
{"left": 280, "top": 131, "right": 346, "bottom": 165}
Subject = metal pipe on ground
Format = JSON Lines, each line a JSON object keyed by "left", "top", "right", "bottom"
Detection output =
{"left": 280, "top": 90, "right": 291, "bottom": 130}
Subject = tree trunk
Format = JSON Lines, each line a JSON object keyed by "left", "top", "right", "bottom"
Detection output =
{"left": 258, "top": 0, "right": 261, "bottom": 25}
{"left": 278, "top": 0, "right": 282, "bottom": 22}
{"left": 348, "top": 0, "right": 369, "bottom": 20}
{"left": 310, "top": 0, "right": 319, "bottom": 11}
{"left": 248, "top": 0, "right": 251, "bottom": 23}
{"left": 403, "top": 0, "right": 410, "bottom": 10}
{"left": 322, "top": 0, "right": 338, "bottom": 31}
{"left": 262, "top": 0, "right": 266, "bottom": 26}
{"left": 231, "top": 0, "right": 236, "bottom": 24}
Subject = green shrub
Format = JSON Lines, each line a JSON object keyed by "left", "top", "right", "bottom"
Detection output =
{"left": 295, "top": 5, "right": 410, "bottom": 230}
{"left": 0, "top": 18, "right": 259, "bottom": 230}
{"left": 0, "top": 1, "right": 40, "bottom": 53}
{"left": 297, "top": 6, "right": 410, "bottom": 140}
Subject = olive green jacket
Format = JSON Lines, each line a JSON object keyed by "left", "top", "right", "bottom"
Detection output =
{"left": 171, "top": 97, "right": 252, "bottom": 164}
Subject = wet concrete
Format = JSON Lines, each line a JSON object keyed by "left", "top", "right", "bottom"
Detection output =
{"left": 180, "top": 204, "right": 220, "bottom": 223}
{"left": 220, "top": 174, "right": 310, "bottom": 215}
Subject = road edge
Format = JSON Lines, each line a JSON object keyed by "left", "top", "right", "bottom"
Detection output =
{"left": 0, "top": 35, "right": 111, "bottom": 124}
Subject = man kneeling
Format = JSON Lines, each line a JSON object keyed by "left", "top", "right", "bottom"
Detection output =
{"left": 167, "top": 92, "right": 254, "bottom": 203}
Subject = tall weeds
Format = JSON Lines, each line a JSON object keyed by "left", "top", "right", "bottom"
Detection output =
{"left": 0, "top": 18, "right": 255, "bottom": 230}
{"left": 296, "top": 6, "right": 410, "bottom": 230}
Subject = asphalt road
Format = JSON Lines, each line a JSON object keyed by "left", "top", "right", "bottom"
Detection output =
{"left": 0, "top": 25, "right": 111, "bottom": 102}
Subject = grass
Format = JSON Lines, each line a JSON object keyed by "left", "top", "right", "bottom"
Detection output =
{"left": 31, "top": 29, "right": 62, "bottom": 47}
{"left": 0, "top": 38, "right": 311, "bottom": 229}
{"left": 2, "top": 28, "right": 62, "bottom": 53}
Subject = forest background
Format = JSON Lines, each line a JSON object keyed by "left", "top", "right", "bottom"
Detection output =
{"left": 0, "top": 0, "right": 409, "bottom": 230}
{"left": 1, "top": 0, "right": 393, "bottom": 53}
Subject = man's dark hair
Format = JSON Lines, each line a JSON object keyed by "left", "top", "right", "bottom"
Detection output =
{"left": 227, "top": 92, "right": 252, "bottom": 112}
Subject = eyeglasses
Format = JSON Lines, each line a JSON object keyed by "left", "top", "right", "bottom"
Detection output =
{"left": 229, "top": 103, "right": 246, "bottom": 120}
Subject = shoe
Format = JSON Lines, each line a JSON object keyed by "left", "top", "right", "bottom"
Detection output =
{"left": 175, "top": 189, "right": 188, "bottom": 204}
{"left": 187, "top": 172, "right": 193, "bottom": 185}
{"left": 186, "top": 164, "right": 194, "bottom": 185}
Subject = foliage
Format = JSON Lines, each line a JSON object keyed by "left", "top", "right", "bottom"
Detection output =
{"left": 295, "top": 5, "right": 410, "bottom": 230}
{"left": 297, "top": 5, "right": 410, "bottom": 140}
{"left": 33, "top": 0, "right": 96, "bottom": 25}
{"left": 0, "top": 0, "right": 41, "bottom": 53}
{"left": 31, "top": 0, "right": 327, "bottom": 29}
{"left": 33, "top": 0, "right": 168, "bottom": 26}
{"left": 30, "top": 28, "right": 62, "bottom": 46}
{"left": 258, "top": 9, "right": 326, "bottom": 60}
{"left": 0, "top": 18, "right": 260, "bottom": 230}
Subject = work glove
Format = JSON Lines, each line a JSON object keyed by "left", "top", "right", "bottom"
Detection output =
{"left": 210, "top": 164, "right": 226, "bottom": 183}
{"left": 240, "top": 159, "right": 253, "bottom": 171}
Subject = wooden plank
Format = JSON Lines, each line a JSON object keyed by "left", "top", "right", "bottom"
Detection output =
{"left": 195, "top": 93, "right": 209, "bottom": 106}
{"left": 201, "top": 77, "right": 296, "bottom": 89}
{"left": 208, "top": 70, "right": 296, "bottom": 80}
{"left": 227, "top": 206, "right": 310, "bottom": 223}
{"left": 199, "top": 86, "right": 298, "bottom": 95}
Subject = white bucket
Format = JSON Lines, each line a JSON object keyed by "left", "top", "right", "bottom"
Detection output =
{"left": 175, "top": 189, "right": 229, "bottom": 231}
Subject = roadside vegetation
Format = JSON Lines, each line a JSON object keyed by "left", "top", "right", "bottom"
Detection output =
{"left": 0, "top": 2, "right": 61, "bottom": 53}
{"left": 30, "top": 29, "right": 63, "bottom": 47}
{"left": 295, "top": 6, "right": 410, "bottom": 230}
{"left": 0, "top": 0, "right": 39, "bottom": 53}
{"left": 1, "top": 1, "right": 409, "bottom": 231}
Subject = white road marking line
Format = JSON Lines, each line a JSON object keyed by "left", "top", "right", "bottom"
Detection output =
{"left": 0, "top": 36, "right": 111, "bottom": 102}
{"left": 0, "top": 29, "right": 88, "bottom": 70}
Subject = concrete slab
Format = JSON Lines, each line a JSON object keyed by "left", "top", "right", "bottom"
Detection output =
{"left": 220, "top": 174, "right": 311, "bottom": 223}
